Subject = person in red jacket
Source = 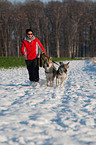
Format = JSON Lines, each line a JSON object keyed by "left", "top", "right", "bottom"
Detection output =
{"left": 21, "top": 28, "right": 45, "bottom": 82}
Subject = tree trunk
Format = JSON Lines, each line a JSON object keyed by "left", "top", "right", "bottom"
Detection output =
{"left": 56, "top": 37, "right": 60, "bottom": 58}
{"left": 89, "top": 25, "right": 93, "bottom": 57}
{"left": 17, "top": 38, "right": 19, "bottom": 57}
{"left": 46, "top": 19, "right": 49, "bottom": 56}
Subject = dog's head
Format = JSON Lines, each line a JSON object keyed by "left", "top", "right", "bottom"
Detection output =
{"left": 49, "top": 57, "right": 53, "bottom": 64}
{"left": 43, "top": 57, "right": 53, "bottom": 68}
{"left": 58, "top": 61, "right": 70, "bottom": 74}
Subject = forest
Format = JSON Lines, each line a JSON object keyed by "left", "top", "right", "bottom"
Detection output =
{"left": 0, "top": 0, "right": 96, "bottom": 58}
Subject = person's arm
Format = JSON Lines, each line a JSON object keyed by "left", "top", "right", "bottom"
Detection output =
{"left": 21, "top": 41, "right": 27, "bottom": 57}
{"left": 36, "top": 38, "right": 45, "bottom": 54}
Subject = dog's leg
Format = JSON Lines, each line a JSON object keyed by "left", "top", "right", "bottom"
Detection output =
{"left": 58, "top": 79, "right": 60, "bottom": 86}
{"left": 47, "top": 79, "right": 49, "bottom": 86}
{"left": 60, "top": 77, "right": 66, "bottom": 87}
{"left": 51, "top": 77, "right": 55, "bottom": 86}
{"left": 50, "top": 80, "right": 53, "bottom": 86}
{"left": 56, "top": 77, "right": 59, "bottom": 86}
{"left": 56, "top": 77, "right": 58, "bottom": 86}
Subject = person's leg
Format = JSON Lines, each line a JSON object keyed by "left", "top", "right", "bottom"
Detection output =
{"left": 25, "top": 59, "right": 39, "bottom": 82}
{"left": 25, "top": 60, "right": 32, "bottom": 81}
{"left": 33, "top": 58, "right": 39, "bottom": 82}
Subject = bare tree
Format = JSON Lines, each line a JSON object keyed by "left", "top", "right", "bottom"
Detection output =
{"left": 12, "top": 3, "right": 29, "bottom": 56}
{"left": 25, "top": 1, "right": 44, "bottom": 38}
{"left": 0, "top": 0, "right": 96, "bottom": 58}
{"left": 45, "top": 1, "right": 64, "bottom": 57}
{"left": 0, "top": 0, "right": 13, "bottom": 56}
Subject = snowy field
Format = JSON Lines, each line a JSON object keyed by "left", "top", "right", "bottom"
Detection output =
{"left": 0, "top": 60, "right": 96, "bottom": 145}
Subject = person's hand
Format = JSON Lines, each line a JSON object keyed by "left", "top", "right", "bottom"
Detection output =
{"left": 42, "top": 52, "right": 45, "bottom": 55}
{"left": 23, "top": 54, "right": 26, "bottom": 57}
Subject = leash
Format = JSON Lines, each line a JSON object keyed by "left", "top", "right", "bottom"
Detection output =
{"left": 42, "top": 53, "right": 59, "bottom": 66}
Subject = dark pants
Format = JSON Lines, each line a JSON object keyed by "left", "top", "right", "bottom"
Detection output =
{"left": 25, "top": 58, "right": 39, "bottom": 82}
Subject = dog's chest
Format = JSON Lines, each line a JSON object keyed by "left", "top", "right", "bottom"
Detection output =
{"left": 57, "top": 71, "right": 66, "bottom": 78}
{"left": 45, "top": 63, "right": 53, "bottom": 73}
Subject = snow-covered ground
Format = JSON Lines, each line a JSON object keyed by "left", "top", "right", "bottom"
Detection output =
{"left": 0, "top": 60, "right": 96, "bottom": 145}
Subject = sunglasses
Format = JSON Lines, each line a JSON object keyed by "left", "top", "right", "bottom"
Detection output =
{"left": 27, "top": 33, "right": 33, "bottom": 35}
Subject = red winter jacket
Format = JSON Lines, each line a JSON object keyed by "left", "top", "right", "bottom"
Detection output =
{"left": 21, "top": 37, "right": 45, "bottom": 60}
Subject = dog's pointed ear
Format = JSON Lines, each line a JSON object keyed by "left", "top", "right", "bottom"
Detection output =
{"left": 67, "top": 62, "right": 70, "bottom": 65}
{"left": 59, "top": 61, "right": 63, "bottom": 65}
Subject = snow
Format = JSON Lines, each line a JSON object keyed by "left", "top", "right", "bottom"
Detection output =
{"left": 0, "top": 60, "right": 96, "bottom": 145}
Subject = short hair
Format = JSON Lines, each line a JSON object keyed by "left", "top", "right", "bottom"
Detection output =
{"left": 26, "top": 28, "right": 33, "bottom": 34}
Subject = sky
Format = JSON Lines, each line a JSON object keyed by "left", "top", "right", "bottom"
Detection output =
{"left": 8, "top": 0, "right": 96, "bottom": 4}
{"left": 8, "top": 0, "right": 61, "bottom": 3}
